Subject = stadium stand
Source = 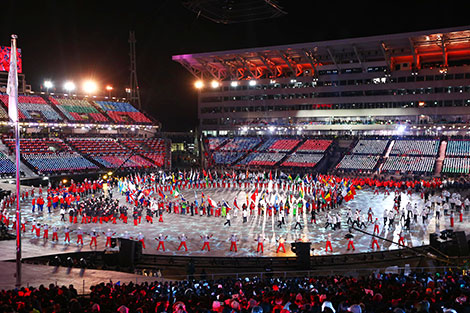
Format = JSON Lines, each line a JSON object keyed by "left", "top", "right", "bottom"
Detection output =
{"left": 281, "top": 153, "right": 323, "bottom": 167}
{"left": 295, "top": 139, "right": 332, "bottom": 152}
{"left": 0, "top": 152, "right": 15, "bottom": 175}
{"left": 442, "top": 157, "right": 470, "bottom": 174}
{"left": 445, "top": 140, "right": 470, "bottom": 156}
{"left": 258, "top": 138, "right": 300, "bottom": 152}
{"left": 50, "top": 97, "right": 109, "bottom": 123}
{"left": 351, "top": 139, "right": 389, "bottom": 155}
{"left": 0, "top": 94, "right": 63, "bottom": 122}
{"left": 94, "top": 100, "right": 152, "bottom": 124}
{"left": 3, "top": 137, "right": 98, "bottom": 174}
{"left": 390, "top": 139, "right": 440, "bottom": 156}
{"left": 67, "top": 138, "right": 128, "bottom": 155}
{"left": 23, "top": 152, "right": 98, "bottom": 173}
{"left": 212, "top": 151, "right": 245, "bottom": 165}
{"left": 382, "top": 156, "right": 436, "bottom": 173}
{"left": 91, "top": 154, "right": 154, "bottom": 169}
{"left": 337, "top": 155, "right": 380, "bottom": 170}
{"left": 218, "top": 137, "right": 261, "bottom": 152}
{"left": 238, "top": 152, "right": 286, "bottom": 166}
{"left": 119, "top": 138, "right": 167, "bottom": 167}
{"left": 206, "top": 137, "right": 228, "bottom": 151}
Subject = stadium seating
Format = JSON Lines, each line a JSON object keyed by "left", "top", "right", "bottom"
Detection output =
{"left": 0, "top": 152, "right": 15, "bottom": 174}
{"left": 91, "top": 154, "right": 154, "bottom": 169}
{"left": 281, "top": 153, "right": 323, "bottom": 167}
{"left": 442, "top": 157, "right": 470, "bottom": 174}
{"left": 352, "top": 139, "right": 389, "bottom": 155}
{"left": 94, "top": 100, "right": 152, "bottom": 124}
{"left": 119, "top": 138, "right": 167, "bottom": 167}
{"left": 0, "top": 94, "right": 63, "bottom": 122}
{"left": 296, "top": 139, "right": 332, "bottom": 152}
{"left": 258, "top": 138, "right": 300, "bottom": 152}
{"left": 50, "top": 97, "right": 109, "bottom": 123}
{"left": 3, "top": 138, "right": 72, "bottom": 154}
{"left": 390, "top": 139, "right": 440, "bottom": 156}
{"left": 219, "top": 137, "right": 261, "bottom": 152}
{"left": 67, "top": 138, "right": 128, "bottom": 155}
{"left": 212, "top": 152, "right": 245, "bottom": 165}
{"left": 238, "top": 152, "right": 286, "bottom": 166}
{"left": 445, "top": 140, "right": 470, "bottom": 156}
{"left": 140, "top": 153, "right": 165, "bottom": 167}
{"left": 206, "top": 137, "right": 228, "bottom": 151}
{"left": 382, "top": 156, "right": 436, "bottom": 173}
{"left": 337, "top": 155, "right": 380, "bottom": 170}
{"left": 23, "top": 152, "right": 98, "bottom": 173}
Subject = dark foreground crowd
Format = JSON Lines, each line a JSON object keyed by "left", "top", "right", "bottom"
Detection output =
{"left": 0, "top": 271, "right": 469, "bottom": 313}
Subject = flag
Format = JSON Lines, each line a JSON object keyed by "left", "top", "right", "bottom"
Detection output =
{"left": 171, "top": 186, "right": 181, "bottom": 198}
{"left": 233, "top": 198, "right": 240, "bottom": 210}
{"left": 251, "top": 188, "right": 258, "bottom": 202}
{"left": 7, "top": 35, "right": 18, "bottom": 123}
{"left": 299, "top": 186, "right": 304, "bottom": 199}
{"left": 207, "top": 196, "right": 216, "bottom": 207}
{"left": 158, "top": 189, "right": 166, "bottom": 200}
{"left": 143, "top": 188, "right": 153, "bottom": 197}
{"left": 324, "top": 192, "right": 331, "bottom": 202}
{"left": 269, "top": 171, "right": 272, "bottom": 181}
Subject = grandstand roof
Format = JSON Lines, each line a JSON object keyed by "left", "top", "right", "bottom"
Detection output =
{"left": 173, "top": 25, "right": 470, "bottom": 80}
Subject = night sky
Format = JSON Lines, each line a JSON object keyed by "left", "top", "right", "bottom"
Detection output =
{"left": 1, "top": 1, "right": 469, "bottom": 131}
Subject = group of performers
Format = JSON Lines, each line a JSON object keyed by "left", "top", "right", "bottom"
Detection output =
{"left": 0, "top": 170, "right": 468, "bottom": 254}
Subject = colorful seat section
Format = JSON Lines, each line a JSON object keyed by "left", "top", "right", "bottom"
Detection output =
{"left": 206, "top": 137, "right": 228, "bottom": 151}
{"left": 23, "top": 153, "right": 98, "bottom": 173}
{"left": 218, "top": 137, "right": 261, "bottom": 152}
{"left": 212, "top": 152, "right": 245, "bottom": 165}
{"left": 94, "top": 101, "right": 152, "bottom": 124}
{"left": 382, "top": 156, "right": 436, "bottom": 173}
{"left": 0, "top": 152, "right": 15, "bottom": 174}
{"left": 390, "top": 140, "right": 440, "bottom": 156}
{"left": 4, "top": 138, "right": 72, "bottom": 154}
{"left": 296, "top": 139, "right": 332, "bottom": 153}
{"left": 67, "top": 138, "right": 129, "bottom": 155}
{"left": 337, "top": 155, "right": 380, "bottom": 170}
{"left": 0, "top": 94, "right": 63, "bottom": 122}
{"left": 445, "top": 140, "right": 470, "bottom": 157}
{"left": 352, "top": 140, "right": 389, "bottom": 155}
{"left": 50, "top": 97, "right": 109, "bottom": 123}
{"left": 281, "top": 153, "right": 323, "bottom": 167}
{"left": 91, "top": 154, "right": 154, "bottom": 169}
{"left": 119, "top": 138, "right": 166, "bottom": 167}
{"left": 258, "top": 138, "right": 300, "bottom": 152}
{"left": 238, "top": 152, "right": 286, "bottom": 166}
{"left": 442, "top": 157, "right": 470, "bottom": 174}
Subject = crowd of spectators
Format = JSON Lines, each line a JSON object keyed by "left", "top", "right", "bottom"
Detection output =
{"left": 282, "top": 153, "right": 324, "bottom": 167}
{"left": 337, "top": 155, "right": 380, "bottom": 171}
{"left": 442, "top": 158, "right": 470, "bottom": 174}
{"left": 352, "top": 140, "right": 389, "bottom": 155}
{"left": 382, "top": 156, "right": 436, "bottom": 173}
{"left": 445, "top": 140, "right": 470, "bottom": 157}
{"left": 1, "top": 272, "right": 468, "bottom": 312}
{"left": 390, "top": 140, "right": 440, "bottom": 156}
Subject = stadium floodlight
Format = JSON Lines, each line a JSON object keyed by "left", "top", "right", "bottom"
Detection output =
{"left": 63, "top": 81, "right": 76, "bottom": 92}
{"left": 105, "top": 85, "right": 113, "bottom": 91}
{"left": 211, "top": 80, "right": 220, "bottom": 88}
{"left": 44, "top": 80, "right": 53, "bottom": 89}
{"left": 397, "top": 125, "right": 406, "bottom": 135}
{"left": 194, "top": 80, "right": 204, "bottom": 89}
{"left": 268, "top": 126, "right": 275, "bottom": 133}
{"left": 230, "top": 81, "right": 239, "bottom": 87}
{"left": 249, "top": 80, "right": 257, "bottom": 86}
{"left": 83, "top": 80, "right": 98, "bottom": 94}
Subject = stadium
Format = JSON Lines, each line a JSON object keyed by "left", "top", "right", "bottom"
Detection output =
{"left": 0, "top": 2, "right": 469, "bottom": 312}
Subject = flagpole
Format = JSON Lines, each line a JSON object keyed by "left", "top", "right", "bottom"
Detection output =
{"left": 7, "top": 34, "right": 21, "bottom": 288}
{"left": 14, "top": 113, "right": 21, "bottom": 288}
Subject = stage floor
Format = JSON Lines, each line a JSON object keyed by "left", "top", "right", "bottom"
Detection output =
{"left": 1, "top": 185, "right": 469, "bottom": 259}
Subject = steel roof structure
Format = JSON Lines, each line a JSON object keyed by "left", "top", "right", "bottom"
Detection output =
{"left": 173, "top": 26, "right": 470, "bottom": 81}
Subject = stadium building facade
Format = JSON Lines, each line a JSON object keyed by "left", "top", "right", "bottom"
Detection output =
{"left": 173, "top": 26, "right": 470, "bottom": 136}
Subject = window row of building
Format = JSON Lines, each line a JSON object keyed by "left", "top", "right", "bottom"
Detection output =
{"left": 200, "top": 99, "right": 470, "bottom": 114}
{"left": 201, "top": 85, "right": 470, "bottom": 103}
